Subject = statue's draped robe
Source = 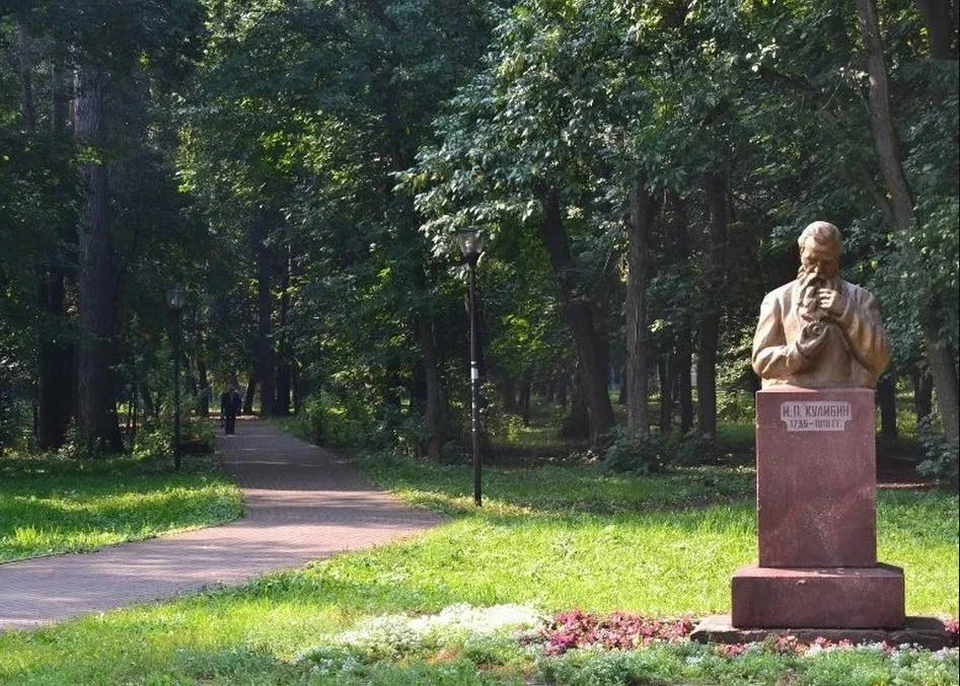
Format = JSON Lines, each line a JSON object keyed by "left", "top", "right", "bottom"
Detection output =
{"left": 752, "top": 280, "right": 890, "bottom": 388}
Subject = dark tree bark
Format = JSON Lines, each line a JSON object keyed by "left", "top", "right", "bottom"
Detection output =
{"left": 668, "top": 194, "right": 695, "bottom": 434}
{"left": 913, "top": 0, "right": 958, "bottom": 59}
{"left": 697, "top": 172, "right": 729, "bottom": 440}
{"left": 537, "top": 186, "right": 615, "bottom": 446}
{"left": 500, "top": 377, "right": 519, "bottom": 415}
{"left": 252, "top": 215, "right": 276, "bottom": 416}
{"left": 520, "top": 375, "right": 532, "bottom": 427}
{"left": 75, "top": 66, "right": 122, "bottom": 452}
{"left": 912, "top": 365, "right": 934, "bottom": 422}
{"left": 625, "top": 177, "right": 659, "bottom": 438}
{"left": 418, "top": 318, "right": 446, "bottom": 458}
{"left": 195, "top": 324, "right": 210, "bottom": 417}
{"left": 877, "top": 375, "right": 898, "bottom": 440}
{"left": 677, "top": 334, "right": 694, "bottom": 433}
{"left": 243, "top": 376, "right": 256, "bottom": 415}
{"left": 659, "top": 355, "right": 673, "bottom": 434}
{"left": 275, "top": 233, "right": 292, "bottom": 416}
{"left": 855, "top": 0, "right": 960, "bottom": 444}
{"left": 30, "top": 35, "right": 75, "bottom": 449}
{"left": 561, "top": 366, "right": 590, "bottom": 440}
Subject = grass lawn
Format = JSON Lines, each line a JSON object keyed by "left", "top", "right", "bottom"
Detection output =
{"left": 0, "top": 449, "right": 243, "bottom": 562}
{"left": 0, "top": 450, "right": 956, "bottom": 685}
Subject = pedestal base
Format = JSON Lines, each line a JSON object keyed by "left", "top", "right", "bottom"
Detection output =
{"left": 731, "top": 563, "right": 905, "bottom": 629}
{"left": 692, "top": 615, "right": 956, "bottom": 650}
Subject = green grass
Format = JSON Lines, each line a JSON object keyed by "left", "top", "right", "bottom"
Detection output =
{"left": 0, "top": 450, "right": 956, "bottom": 684}
{"left": 0, "top": 450, "right": 243, "bottom": 561}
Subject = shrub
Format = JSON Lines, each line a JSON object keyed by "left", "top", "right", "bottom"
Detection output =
{"left": 917, "top": 416, "right": 959, "bottom": 485}
{"left": 602, "top": 430, "right": 712, "bottom": 474}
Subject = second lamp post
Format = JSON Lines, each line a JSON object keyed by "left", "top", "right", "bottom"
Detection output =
{"left": 457, "top": 229, "right": 484, "bottom": 507}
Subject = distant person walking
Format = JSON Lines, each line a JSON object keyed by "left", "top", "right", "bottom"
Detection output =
{"left": 220, "top": 386, "right": 242, "bottom": 435}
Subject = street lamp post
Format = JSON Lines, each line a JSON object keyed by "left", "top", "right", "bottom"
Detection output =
{"left": 166, "top": 287, "right": 186, "bottom": 470}
{"left": 457, "top": 229, "right": 484, "bottom": 507}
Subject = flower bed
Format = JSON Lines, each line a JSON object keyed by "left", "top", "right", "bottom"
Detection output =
{"left": 298, "top": 604, "right": 960, "bottom": 685}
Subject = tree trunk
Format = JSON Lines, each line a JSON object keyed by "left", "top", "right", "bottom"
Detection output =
{"left": 520, "top": 375, "right": 532, "bottom": 427}
{"left": 537, "top": 186, "right": 615, "bottom": 446}
{"left": 32, "top": 35, "right": 74, "bottom": 449}
{"left": 37, "top": 273, "right": 73, "bottom": 449}
{"left": 855, "top": 0, "right": 960, "bottom": 444}
{"left": 75, "top": 66, "right": 121, "bottom": 452}
{"left": 16, "top": 22, "right": 36, "bottom": 131}
{"left": 243, "top": 376, "right": 256, "bottom": 415}
{"left": 669, "top": 193, "right": 695, "bottom": 434}
{"left": 912, "top": 365, "right": 934, "bottom": 423}
{"left": 561, "top": 366, "right": 590, "bottom": 440}
{"left": 501, "top": 377, "right": 519, "bottom": 414}
{"left": 625, "top": 177, "right": 659, "bottom": 438}
{"left": 252, "top": 216, "right": 275, "bottom": 416}
{"left": 877, "top": 375, "right": 898, "bottom": 440}
{"left": 913, "top": 0, "right": 958, "bottom": 59}
{"left": 275, "top": 234, "right": 292, "bottom": 416}
{"left": 659, "top": 355, "right": 673, "bottom": 434}
{"left": 419, "top": 318, "right": 445, "bottom": 458}
{"left": 697, "top": 172, "right": 728, "bottom": 440}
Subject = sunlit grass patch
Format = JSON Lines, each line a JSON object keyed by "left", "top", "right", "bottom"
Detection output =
{"left": 0, "top": 451, "right": 242, "bottom": 561}
{"left": 0, "top": 449, "right": 955, "bottom": 685}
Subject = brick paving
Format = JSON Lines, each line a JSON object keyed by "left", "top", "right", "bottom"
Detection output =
{"left": 0, "top": 420, "right": 444, "bottom": 632}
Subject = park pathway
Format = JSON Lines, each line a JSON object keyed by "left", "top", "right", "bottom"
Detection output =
{"left": 0, "top": 420, "right": 444, "bottom": 632}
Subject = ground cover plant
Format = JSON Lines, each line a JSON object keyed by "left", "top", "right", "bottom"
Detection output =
{"left": 0, "top": 447, "right": 242, "bottom": 562}
{"left": 0, "top": 452, "right": 955, "bottom": 684}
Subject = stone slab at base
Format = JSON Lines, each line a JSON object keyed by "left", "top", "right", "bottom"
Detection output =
{"left": 731, "top": 563, "right": 905, "bottom": 629}
{"left": 691, "top": 615, "right": 957, "bottom": 651}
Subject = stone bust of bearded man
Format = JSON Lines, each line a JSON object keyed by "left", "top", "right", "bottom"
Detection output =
{"left": 751, "top": 221, "right": 891, "bottom": 388}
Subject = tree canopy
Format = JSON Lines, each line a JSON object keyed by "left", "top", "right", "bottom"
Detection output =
{"left": 1, "top": 0, "right": 956, "bottom": 472}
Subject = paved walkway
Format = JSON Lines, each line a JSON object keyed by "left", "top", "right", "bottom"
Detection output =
{"left": 0, "top": 420, "right": 444, "bottom": 632}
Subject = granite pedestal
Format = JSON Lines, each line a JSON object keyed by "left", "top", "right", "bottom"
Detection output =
{"left": 730, "top": 386, "right": 905, "bottom": 630}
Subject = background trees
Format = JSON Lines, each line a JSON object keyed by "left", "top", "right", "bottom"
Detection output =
{"left": 0, "top": 0, "right": 956, "bottom": 474}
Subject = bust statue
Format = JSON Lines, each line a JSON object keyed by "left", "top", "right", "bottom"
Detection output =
{"left": 751, "top": 221, "right": 891, "bottom": 388}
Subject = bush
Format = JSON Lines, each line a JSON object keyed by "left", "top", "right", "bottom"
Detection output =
{"left": 295, "top": 393, "right": 426, "bottom": 453}
{"left": 917, "top": 416, "right": 959, "bottom": 485}
{"left": 602, "top": 430, "right": 713, "bottom": 475}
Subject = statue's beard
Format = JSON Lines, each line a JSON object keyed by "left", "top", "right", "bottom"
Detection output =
{"left": 796, "top": 268, "right": 840, "bottom": 322}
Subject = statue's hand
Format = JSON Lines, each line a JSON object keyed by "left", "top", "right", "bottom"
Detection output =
{"left": 797, "top": 320, "right": 830, "bottom": 357}
{"left": 817, "top": 287, "right": 844, "bottom": 318}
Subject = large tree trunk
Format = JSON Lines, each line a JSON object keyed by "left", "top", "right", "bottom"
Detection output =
{"left": 252, "top": 215, "right": 275, "bottom": 416}
{"left": 27, "top": 32, "right": 74, "bottom": 449}
{"left": 668, "top": 194, "right": 695, "bottom": 434}
{"left": 877, "top": 375, "right": 898, "bottom": 440}
{"left": 855, "top": 0, "right": 960, "bottom": 444}
{"left": 912, "top": 365, "right": 934, "bottom": 423}
{"left": 275, "top": 234, "right": 292, "bottom": 416}
{"left": 561, "top": 366, "right": 590, "bottom": 440}
{"left": 37, "top": 273, "right": 73, "bottom": 449}
{"left": 913, "top": 0, "right": 958, "bottom": 59}
{"left": 75, "top": 66, "right": 121, "bottom": 452}
{"left": 697, "top": 172, "right": 728, "bottom": 440}
{"left": 538, "top": 186, "right": 615, "bottom": 446}
{"left": 625, "top": 177, "right": 659, "bottom": 438}
{"left": 419, "top": 318, "right": 445, "bottom": 458}
{"left": 659, "top": 355, "right": 673, "bottom": 434}
{"left": 16, "top": 22, "right": 36, "bottom": 131}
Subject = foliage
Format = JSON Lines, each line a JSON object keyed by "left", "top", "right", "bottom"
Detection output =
{"left": 602, "top": 429, "right": 714, "bottom": 475}
{"left": 917, "top": 416, "right": 960, "bottom": 485}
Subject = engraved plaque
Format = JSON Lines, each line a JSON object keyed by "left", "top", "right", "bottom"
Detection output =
{"left": 780, "top": 401, "right": 851, "bottom": 432}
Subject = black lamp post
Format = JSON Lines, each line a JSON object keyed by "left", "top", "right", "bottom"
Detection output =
{"left": 457, "top": 229, "right": 484, "bottom": 507}
{"left": 166, "top": 286, "right": 186, "bottom": 470}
